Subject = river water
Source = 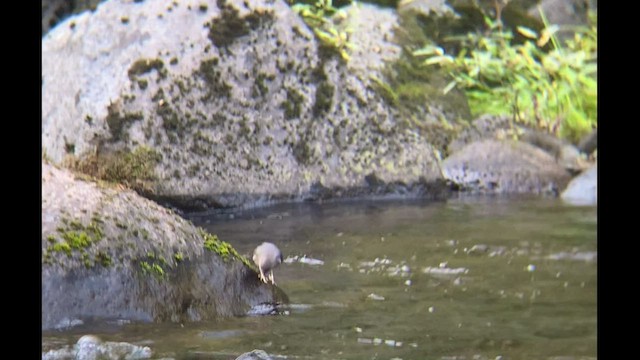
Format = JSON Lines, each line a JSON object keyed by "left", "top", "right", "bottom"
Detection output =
{"left": 43, "top": 196, "right": 597, "bottom": 360}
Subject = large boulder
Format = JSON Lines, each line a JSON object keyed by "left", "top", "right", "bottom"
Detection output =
{"left": 442, "top": 140, "right": 572, "bottom": 195}
{"left": 42, "top": 0, "right": 449, "bottom": 211}
{"left": 42, "top": 161, "right": 281, "bottom": 330}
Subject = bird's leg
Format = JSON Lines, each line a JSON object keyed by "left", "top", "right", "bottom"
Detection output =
{"left": 268, "top": 271, "right": 275, "bottom": 285}
{"left": 258, "top": 267, "right": 268, "bottom": 283}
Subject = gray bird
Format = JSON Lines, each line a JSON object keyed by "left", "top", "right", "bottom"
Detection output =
{"left": 252, "top": 242, "right": 283, "bottom": 285}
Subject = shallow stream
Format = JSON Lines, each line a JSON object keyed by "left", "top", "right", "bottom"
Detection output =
{"left": 43, "top": 196, "right": 597, "bottom": 359}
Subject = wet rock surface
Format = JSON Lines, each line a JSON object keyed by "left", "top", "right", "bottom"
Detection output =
{"left": 42, "top": 162, "right": 281, "bottom": 330}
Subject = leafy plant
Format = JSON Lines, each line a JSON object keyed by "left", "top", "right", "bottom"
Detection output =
{"left": 413, "top": 7, "right": 597, "bottom": 143}
{"left": 291, "top": 0, "right": 355, "bottom": 61}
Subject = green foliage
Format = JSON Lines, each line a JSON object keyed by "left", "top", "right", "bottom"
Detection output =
{"left": 413, "top": 8, "right": 597, "bottom": 143}
{"left": 291, "top": 0, "right": 355, "bottom": 61}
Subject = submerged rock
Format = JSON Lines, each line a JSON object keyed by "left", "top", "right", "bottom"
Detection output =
{"left": 42, "top": 162, "right": 282, "bottom": 330}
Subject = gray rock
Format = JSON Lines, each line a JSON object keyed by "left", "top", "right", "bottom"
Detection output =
{"left": 42, "top": 0, "right": 105, "bottom": 36}
{"left": 447, "top": 115, "right": 525, "bottom": 156}
{"left": 442, "top": 140, "right": 572, "bottom": 195}
{"left": 246, "top": 303, "right": 281, "bottom": 316}
{"left": 236, "top": 349, "right": 277, "bottom": 360}
{"left": 43, "top": 335, "right": 152, "bottom": 360}
{"left": 42, "top": 162, "right": 281, "bottom": 330}
{"left": 519, "top": 129, "right": 589, "bottom": 174}
{"left": 561, "top": 165, "right": 597, "bottom": 206}
{"left": 577, "top": 128, "right": 597, "bottom": 155}
{"left": 528, "top": 0, "right": 596, "bottom": 28}
{"left": 466, "top": 244, "right": 489, "bottom": 255}
{"left": 42, "top": 0, "right": 447, "bottom": 210}
{"left": 448, "top": 114, "right": 592, "bottom": 173}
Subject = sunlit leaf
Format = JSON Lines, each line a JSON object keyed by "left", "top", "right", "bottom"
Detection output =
{"left": 537, "top": 25, "right": 559, "bottom": 47}
{"left": 423, "top": 55, "right": 454, "bottom": 66}
{"left": 413, "top": 46, "right": 445, "bottom": 57}
{"left": 442, "top": 80, "right": 458, "bottom": 94}
{"left": 517, "top": 26, "right": 538, "bottom": 39}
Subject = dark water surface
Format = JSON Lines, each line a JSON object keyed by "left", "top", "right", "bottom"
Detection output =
{"left": 43, "top": 196, "right": 597, "bottom": 360}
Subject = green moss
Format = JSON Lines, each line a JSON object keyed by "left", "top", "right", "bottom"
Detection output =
{"left": 201, "top": 228, "right": 253, "bottom": 268}
{"left": 370, "top": 75, "right": 398, "bottom": 106}
{"left": 140, "top": 261, "right": 152, "bottom": 273}
{"left": 206, "top": 4, "right": 274, "bottom": 49}
{"left": 69, "top": 220, "right": 83, "bottom": 230}
{"left": 137, "top": 79, "right": 148, "bottom": 90}
{"left": 140, "top": 260, "right": 165, "bottom": 278}
{"left": 197, "top": 59, "right": 231, "bottom": 100}
{"left": 293, "top": 139, "right": 313, "bottom": 165}
{"left": 313, "top": 81, "right": 334, "bottom": 117}
{"left": 86, "top": 221, "right": 104, "bottom": 240}
{"left": 187, "top": 164, "right": 200, "bottom": 177}
{"left": 82, "top": 253, "right": 92, "bottom": 268}
{"left": 106, "top": 103, "right": 144, "bottom": 142}
{"left": 155, "top": 99, "right": 184, "bottom": 144}
{"left": 152, "top": 89, "right": 165, "bottom": 102}
{"left": 174, "top": 252, "right": 184, "bottom": 262}
{"left": 98, "top": 146, "right": 161, "bottom": 191}
{"left": 281, "top": 87, "right": 304, "bottom": 119}
{"left": 252, "top": 72, "right": 271, "bottom": 97}
{"left": 96, "top": 252, "right": 112, "bottom": 267}
{"left": 64, "top": 141, "right": 75, "bottom": 154}
{"left": 128, "top": 58, "right": 167, "bottom": 81}
{"left": 152, "top": 263, "right": 165, "bottom": 276}
{"left": 51, "top": 242, "right": 72, "bottom": 256}
{"left": 61, "top": 231, "right": 92, "bottom": 249}
{"left": 47, "top": 235, "right": 56, "bottom": 243}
